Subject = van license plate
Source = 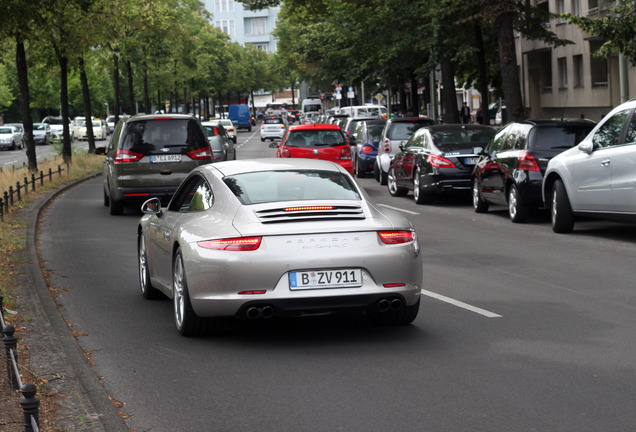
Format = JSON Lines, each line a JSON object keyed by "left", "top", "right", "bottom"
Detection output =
{"left": 151, "top": 154, "right": 182, "bottom": 163}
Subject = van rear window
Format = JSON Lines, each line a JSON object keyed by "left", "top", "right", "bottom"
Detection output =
{"left": 119, "top": 119, "right": 208, "bottom": 155}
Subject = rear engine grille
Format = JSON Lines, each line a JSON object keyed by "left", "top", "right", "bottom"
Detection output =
{"left": 255, "top": 204, "right": 365, "bottom": 223}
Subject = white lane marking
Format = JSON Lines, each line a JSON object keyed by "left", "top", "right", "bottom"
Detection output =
{"left": 377, "top": 203, "right": 420, "bottom": 215}
{"left": 421, "top": 289, "right": 503, "bottom": 318}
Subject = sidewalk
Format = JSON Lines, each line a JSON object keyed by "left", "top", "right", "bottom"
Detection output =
{"left": 4, "top": 176, "right": 129, "bottom": 431}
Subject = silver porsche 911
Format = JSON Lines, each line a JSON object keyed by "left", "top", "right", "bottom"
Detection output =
{"left": 137, "top": 158, "right": 422, "bottom": 336}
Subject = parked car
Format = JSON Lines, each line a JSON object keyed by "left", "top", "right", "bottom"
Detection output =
{"left": 260, "top": 116, "right": 287, "bottom": 142}
{"left": 274, "top": 123, "right": 353, "bottom": 175}
{"left": 106, "top": 115, "right": 129, "bottom": 135}
{"left": 389, "top": 124, "right": 496, "bottom": 204}
{"left": 338, "top": 105, "right": 387, "bottom": 118}
{"left": 137, "top": 158, "right": 422, "bottom": 336}
{"left": 0, "top": 125, "right": 23, "bottom": 150}
{"left": 77, "top": 119, "right": 108, "bottom": 140}
{"left": 304, "top": 112, "right": 319, "bottom": 124}
{"left": 32, "top": 123, "right": 53, "bottom": 145}
{"left": 472, "top": 119, "right": 595, "bottom": 223}
{"left": 350, "top": 118, "right": 386, "bottom": 178}
{"left": 542, "top": 99, "right": 636, "bottom": 232}
{"left": 374, "top": 117, "right": 436, "bottom": 185}
{"left": 101, "top": 114, "right": 213, "bottom": 215}
{"left": 201, "top": 121, "right": 236, "bottom": 162}
{"left": 4, "top": 123, "right": 25, "bottom": 149}
{"left": 42, "top": 116, "right": 67, "bottom": 141}
{"left": 341, "top": 116, "right": 374, "bottom": 146}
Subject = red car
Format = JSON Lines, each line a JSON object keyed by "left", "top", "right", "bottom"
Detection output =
{"left": 275, "top": 124, "right": 353, "bottom": 175}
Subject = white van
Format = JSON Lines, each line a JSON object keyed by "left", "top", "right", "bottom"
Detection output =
{"left": 301, "top": 98, "right": 322, "bottom": 115}
{"left": 338, "top": 105, "right": 387, "bottom": 118}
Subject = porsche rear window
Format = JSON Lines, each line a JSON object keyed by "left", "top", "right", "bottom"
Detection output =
{"left": 224, "top": 170, "right": 361, "bottom": 205}
{"left": 119, "top": 119, "right": 208, "bottom": 155}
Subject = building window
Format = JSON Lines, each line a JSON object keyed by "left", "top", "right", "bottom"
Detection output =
{"left": 247, "top": 18, "right": 267, "bottom": 35}
{"left": 540, "top": 51, "right": 553, "bottom": 92}
{"left": 215, "top": 20, "right": 235, "bottom": 38}
{"left": 558, "top": 57, "right": 568, "bottom": 89}
{"left": 573, "top": 54, "right": 584, "bottom": 87}
{"left": 587, "top": 0, "right": 598, "bottom": 14}
{"left": 571, "top": 0, "right": 581, "bottom": 15}
{"left": 251, "top": 43, "right": 268, "bottom": 52}
{"left": 589, "top": 40, "right": 608, "bottom": 87}
{"left": 215, "top": 0, "right": 234, "bottom": 12}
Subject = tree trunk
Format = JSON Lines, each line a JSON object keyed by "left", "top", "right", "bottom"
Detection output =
{"left": 143, "top": 61, "right": 150, "bottom": 114}
{"left": 496, "top": 11, "right": 525, "bottom": 123}
{"left": 440, "top": 54, "right": 459, "bottom": 123}
{"left": 475, "top": 22, "right": 490, "bottom": 125}
{"left": 16, "top": 39, "right": 36, "bottom": 172}
{"left": 126, "top": 60, "right": 134, "bottom": 115}
{"left": 410, "top": 76, "right": 419, "bottom": 116}
{"left": 113, "top": 53, "right": 120, "bottom": 124}
{"left": 59, "top": 55, "right": 72, "bottom": 164}
{"left": 79, "top": 55, "right": 95, "bottom": 153}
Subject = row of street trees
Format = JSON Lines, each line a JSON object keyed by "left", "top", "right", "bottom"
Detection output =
{"left": 0, "top": 0, "right": 290, "bottom": 171}
{"left": 241, "top": 0, "right": 636, "bottom": 124}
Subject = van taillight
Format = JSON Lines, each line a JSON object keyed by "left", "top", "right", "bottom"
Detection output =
{"left": 187, "top": 147, "right": 213, "bottom": 160}
{"left": 114, "top": 149, "right": 143, "bottom": 163}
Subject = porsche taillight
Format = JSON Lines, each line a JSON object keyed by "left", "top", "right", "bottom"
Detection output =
{"left": 378, "top": 230, "right": 416, "bottom": 244}
{"left": 197, "top": 237, "right": 262, "bottom": 251}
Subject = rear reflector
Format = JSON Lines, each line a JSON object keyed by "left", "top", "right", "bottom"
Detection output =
{"left": 238, "top": 290, "right": 267, "bottom": 295}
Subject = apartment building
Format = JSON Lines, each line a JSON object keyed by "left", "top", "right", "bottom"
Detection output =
{"left": 518, "top": 0, "right": 636, "bottom": 122}
{"left": 204, "top": 0, "right": 280, "bottom": 52}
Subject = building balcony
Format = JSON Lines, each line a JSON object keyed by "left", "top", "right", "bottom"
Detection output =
{"left": 243, "top": 8, "right": 269, "bottom": 18}
{"left": 245, "top": 34, "right": 271, "bottom": 44}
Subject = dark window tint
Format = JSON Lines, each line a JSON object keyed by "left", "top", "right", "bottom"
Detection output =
{"left": 592, "top": 109, "right": 629, "bottom": 148}
{"left": 119, "top": 119, "right": 208, "bottom": 155}
{"left": 225, "top": 170, "right": 360, "bottom": 205}
{"left": 624, "top": 111, "right": 636, "bottom": 144}
{"left": 264, "top": 118, "right": 284, "bottom": 124}
{"left": 431, "top": 128, "right": 496, "bottom": 151}
{"left": 285, "top": 130, "right": 346, "bottom": 148}
{"left": 368, "top": 124, "right": 384, "bottom": 142}
{"left": 388, "top": 120, "right": 433, "bottom": 140}
{"left": 528, "top": 124, "right": 595, "bottom": 150}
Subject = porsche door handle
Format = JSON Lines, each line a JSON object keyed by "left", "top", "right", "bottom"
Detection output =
{"left": 601, "top": 159, "right": 610, "bottom": 167}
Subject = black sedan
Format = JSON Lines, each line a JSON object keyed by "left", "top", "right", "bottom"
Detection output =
{"left": 388, "top": 124, "right": 496, "bottom": 204}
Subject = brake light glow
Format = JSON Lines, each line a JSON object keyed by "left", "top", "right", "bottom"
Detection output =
{"left": 362, "top": 146, "right": 373, "bottom": 154}
{"left": 197, "top": 237, "right": 262, "bottom": 251}
{"left": 114, "top": 149, "right": 143, "bottom": 163}
{"left": 284, "top": 206, "right": 334, "bottom": 212}
{"left": 428, "top": 154, "right": 456, "bottom": 168}
{"left": 154, "top": 117, "right": 173, "bottom": 120}
{"left": 518, "top": 152, "right": 540, "bottom": 171}
{"left": 187, "top": 147, "right": 213, "bottom": 160}
{"left": 378, "top": 230, "right": 416, "bottom": 244}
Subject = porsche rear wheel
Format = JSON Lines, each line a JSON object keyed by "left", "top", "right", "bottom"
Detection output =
{"left": 139, "top": 235, "right": 160, "bottom": 299}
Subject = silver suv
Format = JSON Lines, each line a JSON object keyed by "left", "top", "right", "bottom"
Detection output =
{"left": 101, "top": 114, "right": 213, "bottom": 215}
{"left": 542, "top": 98, "right": 636, "bottom": 232}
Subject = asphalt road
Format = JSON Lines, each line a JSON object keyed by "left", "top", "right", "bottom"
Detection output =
{"left": 0, "top": 138, "right": 98, "bottom": 170}
{"left": 37, "top": 126, "right": 636, "bottom": 431}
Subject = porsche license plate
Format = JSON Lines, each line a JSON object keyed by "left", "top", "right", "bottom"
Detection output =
{"left": 289, "top": 269, "right": 362, "bottom": 290}
{"left": 151, "top": 154, "right": 182, "bottom": 163}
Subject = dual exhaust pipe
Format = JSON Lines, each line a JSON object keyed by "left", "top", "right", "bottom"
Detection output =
{"left": 378, "top": 298, "right": 403, "bottom": 313}
{"left": 246, "top": 305, "right": 274, "bottom": 319}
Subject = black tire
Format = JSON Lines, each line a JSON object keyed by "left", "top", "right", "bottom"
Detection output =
{"left": 10, "top": 140, "right": 16, "bottom": 150}
{"left": 103, "top": 188, "right": 110, "bottom": 207}
{"left": 413, "top": 168, "right": 433, "bottom": 204}
{"left": 138, "top": 234, "right": 161, "bottom": 299}
{"left": 379, "top": 167, "right": 388, "bottom": 185}
{"left": 387, "top": 167, "right": 408, "bottom": 197}
{"left": 551, "top": 179, "right": 574, "bottom": 233}
{"left": 367, "top": 298, "right": 420, "bottom": 326}
{"left": 373, "top": 162, "right": 380, "bottom": 182}
{"left": 109, "top": 198, "right": 124, "bottom": 215}
{"left": 354, "top": 157, "right": 365, "bottom": 178}
{"left": 248, "top": 126, "right": 252, "bottom": 132}
{"left": 260, "top": 137, "right": 265, "bottom": 142}
{"left": 508, "top": 184, "right": 528, "bottom": 223}
{"left": 472, "top": 178, "right": 489, "bottom": 213}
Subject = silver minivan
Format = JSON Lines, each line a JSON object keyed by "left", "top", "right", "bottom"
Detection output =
{"left": 543, "top": 99, "right": 636, "bottom": 232}
{"left": 101, "top": 114, "right": 213, "bottom": 215}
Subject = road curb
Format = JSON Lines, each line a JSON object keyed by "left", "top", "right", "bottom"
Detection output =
{"left": 25, "top": 173, "right": 129, "bottom": 431}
